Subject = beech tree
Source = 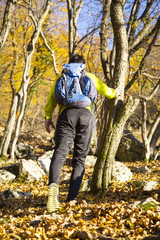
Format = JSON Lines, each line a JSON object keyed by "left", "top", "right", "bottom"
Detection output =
{"left": 91, "top": 0, "right": 160, "bottom": 192}
{"left": 0, "top": 0, "right": 51, "bottom": 158}
{"left": 67, "top": 0, "right": 101, "bottom": 58}
{"left": 0, "top": 0, "right": 17, "bottom": 49}
{"left": 140, "top": 80, "right": 160, "bottom": 160}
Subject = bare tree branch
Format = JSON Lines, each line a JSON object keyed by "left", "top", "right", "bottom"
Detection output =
{"left": 129, "top": 13, "right": 160, "bottom": 53}
{"left": 99, "top": 0, "right": 111, "bottom": 82}
{"left": 125, "top": 19, "right": 160, "bottom": 92}
{"left": 137, "top": 80, "right": 160, "bottom": 101}
{"left": 67, "top": 0, "right": 84, "bottom": 57}
{"left": 27, "top": 6, "right": 59, "bottom": 75}
{"left": 127, "top": 0, "right": 141, "bottom": 37}
{"left": 143, "top": 73, "right": 160, "bottom": 81}
{"left": 76, "top": 25, "right": 100, "bottom": 46}
{"left": 137, "top": 0, "right": 155, "bottom": 24}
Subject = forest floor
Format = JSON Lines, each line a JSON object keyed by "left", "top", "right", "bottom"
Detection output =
{"left": 0, "top": 133, "right": 160, "bottom": 240}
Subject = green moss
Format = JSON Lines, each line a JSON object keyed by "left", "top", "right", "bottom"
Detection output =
{"left": 140, "top": 201, "right": 158, "bottom": 211}
{"left": 0, "top": 217, "right": 10, "bottom": 224}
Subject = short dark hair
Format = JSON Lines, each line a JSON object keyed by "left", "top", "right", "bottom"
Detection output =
{"left": 69, "top": 54, "right": 85, "bottom": 64}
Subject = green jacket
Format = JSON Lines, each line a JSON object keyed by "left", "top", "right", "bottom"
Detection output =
{"left": 44, "top": 72, "right": 116, "bottom": 119}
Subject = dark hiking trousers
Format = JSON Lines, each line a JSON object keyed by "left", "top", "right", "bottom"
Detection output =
{"left": 49, "top": 108, "right": 93, "bottom": 201}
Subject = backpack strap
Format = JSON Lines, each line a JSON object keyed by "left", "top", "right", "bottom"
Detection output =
{"left": 61, "top": 72, "right": 69, "bottom": 99}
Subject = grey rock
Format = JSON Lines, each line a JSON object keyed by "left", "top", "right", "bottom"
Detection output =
{"left": 86, "top": 155, "right": 97, "bottom": 167}
{"left": 0, "top": 188, "right": 32, "bottom": 199}
{"left": 38, "top": 150, "right": 53, "bottom": 174}
{"left": 116, "top": 130, "right": 143, "bottom": 162}
{"left": 138, "top": 165, "right": 150, "bottom": 173}
{"left": 79, "top": 179, "right": 91, "bottom": 192}
{"left": 113, "top": 161, "right": 132, "bottom": 183}
{"left": 0, "top": 169, "right": 16, "bottom": 183}
{"left": 143, "top": 181, "right": 158, "bottom": 191}
{"left": 128, "top": 197, "right": 159, "bottom": 210}
{"left": 19, "top": 159, "right": 45, "bottom": 181}
{"left": 15, "top": 143, "right": 33, "bottom": 159}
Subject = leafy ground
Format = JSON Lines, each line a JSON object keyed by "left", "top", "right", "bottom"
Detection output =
{"left": 0, "top": 141, "right": 160, "bottom": 239}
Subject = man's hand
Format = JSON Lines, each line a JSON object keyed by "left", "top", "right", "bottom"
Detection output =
{"left": 45, "top": 119, "right": 55, "bottom": 133}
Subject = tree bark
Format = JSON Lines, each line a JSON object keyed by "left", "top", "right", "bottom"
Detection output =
{"left": 67, "top": 0, "right": 83, "bottom": 58}
{"left": 91, "top": 97, "right": 139, "bottom": 191}
{"left": 0, "top": 0, "right": 51, "bottom": 158}
{"left": 0, "top": 0, "right": 17, "bottom": 49}
{"left": 100, "top": 0, "right": 111, "bottom": 82}
{"left": 10, "top": 0, "right": 51, "bottom": 159}
{"left": 141, "top": 100, "right": 151, "bottom": 161}
{"left": 140, "top": 80, "right": 160, "bottom": 160}
{"left": 149, "top": 113, "right": 160, "bottom": 157}
{"left": 91, "top": 0, "right": 131, "bottom": 192}
{"left": 0, "top": 40, "right": 19, "bottom": 156}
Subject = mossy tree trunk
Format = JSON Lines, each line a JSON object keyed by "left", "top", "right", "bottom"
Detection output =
{"left": 91, "top": 0, "right": 159, "bottom": 192}
{"left": 91, "top": 0, "right": 137, "bottom": 192}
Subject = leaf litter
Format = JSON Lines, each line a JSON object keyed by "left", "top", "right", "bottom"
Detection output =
{"left": 0, "top": 157, "right": 160, "bottom": 240}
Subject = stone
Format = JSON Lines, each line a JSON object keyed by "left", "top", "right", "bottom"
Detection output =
{"left": 19, "top": 159, "right": 45, "bottom": 181}
{"left": 15, "top": 143, "right": 33, "bottom": 159}
{"left": 138, "top": 166, "right": 150, "bottom": 173}
{"left": 139, "top": 197, "right": 159, "bottom": 210}
{"left": 128, "top": 197, "right": 159, "bottom": 210}
{"left": 113, "top": 161, "right": 132, "bottom": 183}
{"left": 85, "top": 155, "right": 97, "bottom": 167}
{"left": 74, "top": 230, "right": 93, "bottom": 240}
{"left": 116, "top": 130, "right": 143, "bottom": 162}
{"left": 0, "top": 188, "right": 32, "bottom": 199}
{"left": 131, "top": 166, "right": 150, "bottom": 173}
{"left": 79, "top": 179, "right": 91, "bottom": 192}
{"left": 143, "top": 181, "right": 158, "bottom": 191}
{"left": 38, "top": 150, "right": 53, "bottom": 174}
{"left": 65, "top": 155, "right": 97, "bottom": 167}
{"left": 0, "top": 169, "right": 16, "bottom": 183}
{"left": 4, "top": 163, "right": 19, "bottom": 177}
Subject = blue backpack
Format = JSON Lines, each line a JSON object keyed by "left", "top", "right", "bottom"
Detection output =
{"left": 55, "top": 63, "right": 97, "bottom": 108}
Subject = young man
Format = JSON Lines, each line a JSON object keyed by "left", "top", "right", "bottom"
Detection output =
{"left": 45, "top": 54, "right": 121, "bottom": 213}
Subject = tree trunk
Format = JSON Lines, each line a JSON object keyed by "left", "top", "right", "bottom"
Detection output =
{"left": 96, "top": 0, "right": 112, "bottom": 154}
{"left": 91, "top": 97, "right": 139, "bottom": 191}
{"left": 141, "top": 109, "right": 160, "bottom": 160}
{"left": 0, "top": 0, "right": 16, "bottom": 49}
{"left": 149, "top": 113, "right": 160, "bottom": 157}
{"left": 0, "top": 91, "right": 22, "bottom": 156}
{"left": 67, "top": 0, "right": 83, "bottom": 58}
{"left": 0, "top": 0, "right": 51, "bottom": 158}
{"left": 91, "top": 0, "right": 130, "bottom": 192}
{"left": 100, "top": 0, "right": 111, "bottom": 82}
{"left": 10, "top": 83, "right": 27, "bottom": 159}
{"left": 140, "top": 81, "right": 160, "bottom": 161}
{"left": 141, "top": 100, "right": 151, "bottom": 160}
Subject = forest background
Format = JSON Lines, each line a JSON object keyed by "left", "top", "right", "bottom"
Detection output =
{"left": 0, "top": 0, "right": 160, "bottom": 239}
{"left": 0, "top": 0, "right": 159, "bottom": 163}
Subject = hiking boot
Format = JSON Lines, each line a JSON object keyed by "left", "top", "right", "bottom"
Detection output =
{"left": 47, "top": 183, "right": 60, "bottom": 213}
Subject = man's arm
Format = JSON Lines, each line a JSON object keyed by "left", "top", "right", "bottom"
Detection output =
{"left": 44, "top": 76, "right": 60, "bottom": 133}
{"left": 86, "top": 72, "right": 121, "bottom": 99}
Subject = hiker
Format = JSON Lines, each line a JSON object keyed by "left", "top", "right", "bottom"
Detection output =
{"left": 45, "top": 54, "right": 122, "bottom": 213}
